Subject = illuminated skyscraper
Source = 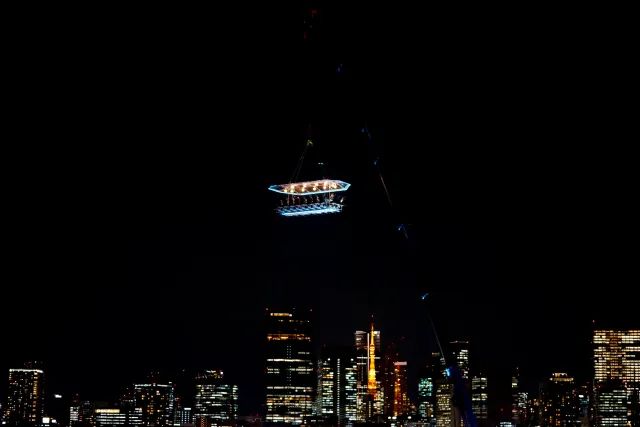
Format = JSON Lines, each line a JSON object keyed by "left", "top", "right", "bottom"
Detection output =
{"left": 173, "top": 407, "right": 192, "bottom": 427}
{"left": 95, "top": 408, "right": 143, "bottom": 427}
{"left": 194, "top": 370, "right": 238, "bottom": 427}
{"left": 417, "top": 352, "right": 441, "bottom": 423}
{"left": 594, "top": 328, "right": 640, "bottom": 427}
{"left": 317, "top": 347, "right": 357, "bottom": 426}
{"left": 540, "top": 373, "right": 580, "bottom": 427}
{"left": 595, "top": 383, "right": 627, "bottom": 427}
{"left": 354, "top": 322, "right": 382, "bottom": 421}
{"left": 392, "top": 362, "right": 410, "bottom": 417}
{"left": 449, "top": 341, "right": 470, "bottom": 427}
{"left": 134, "top": 383, "right": 175, "bottom": 427}
{"left": 4, "top": 363, "right": 44, "bottom": 426}
{"left": 265, "top": 309, "right": 315, "bottom": 425}
{"left": 471, "top": 375, "right": 488, "bottom": 426}
{"left": 511, "top": 368, "right": 527, "bottom": 426}
{"left": 70, "top": 397, "right": 95, "bottom": 427}
{"left": 449, "top": 341, "right": 470, "bottom": 381}
{"left": 435, "top": 381, "right": 453, "bottom": 427}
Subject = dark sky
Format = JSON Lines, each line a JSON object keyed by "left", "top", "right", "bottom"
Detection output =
{"left": 3, "top": 1, "right": 638, "bottom": 419}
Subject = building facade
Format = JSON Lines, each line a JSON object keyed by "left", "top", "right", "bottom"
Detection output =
{"left": 5, "top": 364, "right": 45, "bottom": 426}
{"left": 265, "top": 309, "right": 315, "bottom": 425}
{"left": 95, "top": 408, "right": 143, "bottom": 427}
{"left": 471, "top": 375, "right": 488, "bottom": 426}
{"left": 316, "top": 347, "right": 357, "bottom": 426}
{"left": 594, "top": 329, "right": 640, "bottom": 427}
{"left": 511, "top": 368, "right": 528, "bottom": 427}
{"left": 134, "top": 383, "right": 175, "bottom": 427}
{"left": 540, "top": 373, "right": 580, "bottom": 427}
{"left": 417, "top": 352, "right": 442, "bottom": 424}
{"left": 194, "top": 370, "right": 238, "bottom": 427}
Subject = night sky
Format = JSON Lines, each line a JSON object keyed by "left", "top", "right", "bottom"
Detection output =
{"left": 3, "top": 1, "right": 638, "bottom": 420}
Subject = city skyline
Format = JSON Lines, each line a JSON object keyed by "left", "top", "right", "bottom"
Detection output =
{"left": 4, "top": 319, "right": 638, "bottom": 422}
{"left": 3, "top": 1, "right": 639, "bottom": 426}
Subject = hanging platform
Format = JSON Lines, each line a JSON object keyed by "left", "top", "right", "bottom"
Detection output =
{"left": 268, "top": 179, "right": 351, "bottom": 217}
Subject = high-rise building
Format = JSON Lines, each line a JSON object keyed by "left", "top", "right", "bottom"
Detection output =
{"left": 511, "top": 368, "right": 527, "bottom": 427}
{"left": 316, "top": 347, "right": 357, "bottom": 426}
{"left": 4, "top": 363, "right": 45, "bottom": 426}
{"left": 594, "top": 328, "right": 640, "bottom": 427}
{"left": 594, "top": 382, "right": 626, "bottom": 427}
{"left": 173, "top": 407, "right": 192, "bottom": 427}
{"left": 435, "top": 381, "right": 453, "bottom": 427}
{"left": 134, "top": 383, "right": 175, "bottom": 427}
{"left": 194, "top": 370, "right": 238, "bottom": 427}
{"left": 354, "top": 321, "right": 382, "bottom": 421}
{"left": 449, "top": 341, "right": 470, "bottom": 427}
{"left": 576, "top": 384, "right": 591, "bottom": 427}
{"left": 392, "top": 362, "right": 410, "bottom": 417}
{"left": 449, "top": 341, "right": 470, "bottom": 381}
{"left": 69, "top": 398, "right": 95, "bottom": 427}
{"left": 540, "top": 373, "right": 580, "bottom": 427}
{"left": 417, "top": 352, "right": 441, "bottom": 424}
{"left": 265, "top": 308, "right": 315, "bottom": 425}
{"left": 471, "top": 375, "right": 488, "bottom": 426}
{"left": 95, "top": 408, "right": 143, "bottom": 427}
{"left": 381, "top": 342, "right": 398, "bottom": 418}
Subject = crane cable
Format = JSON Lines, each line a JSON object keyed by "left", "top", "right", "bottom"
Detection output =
{"left": 289, "top": 138, "right": 314, "bottom": 184}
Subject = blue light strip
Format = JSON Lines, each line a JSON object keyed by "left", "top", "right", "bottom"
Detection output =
{"left": 277, "top": 203, "right": 343, "bottom": 217}
{"left": 268, "top": 180, "right": 351, "bottom": 196}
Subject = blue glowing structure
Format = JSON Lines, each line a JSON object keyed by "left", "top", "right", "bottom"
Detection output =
{"left": 268, "top": 179, "right": 351, "bottom": 217}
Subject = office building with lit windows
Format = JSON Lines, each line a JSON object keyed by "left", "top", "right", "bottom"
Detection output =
{"left": 194, "top": 370, "right": 238, "bottom": 427}
{"left": 417, "top": 352, "right": 441, "bottom": 423}
{"left": 449, "top": 341, "right": 470, "bottom": 381}
{"left": 316, "top": 347, "right": 357, "bottom": 426}
{"left": 435, "top": 381, "right": 453, "bottom": 427}
{"left": 265, "top": 309, "right": 315, "bottom": 425}
{"left": 95, "top": 408, "right": 143, "bottom": 427}
{"left": 134, "top": 383, "right": 175, "bottom": 427}
{"left": 471, "top": 375, "right": 488, "bottom": 426}
{"left": 173, "top": 407, "right": 193, "bottom": 427}
{"left": 5, "top": 363, "right": 44, "bottom": 426}
{"left": 511, "top": 368, "right": 527, "bottom": 427}
{"left": 540, "top": 373, "right": 580, "bottom": 426}
{"left": 594, "top": 328, "right": 640, "bottom": 426}
{"left": 69, "top": 398, "right": 95, "bottom": 427}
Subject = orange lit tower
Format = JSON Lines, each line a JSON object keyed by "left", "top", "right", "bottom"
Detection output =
{"left": 368, "top": 321, "right": 377, "bottom": 399}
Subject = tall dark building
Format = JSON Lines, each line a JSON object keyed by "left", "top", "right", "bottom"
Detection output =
{"left": 4, "top": 363, "right": 45, "bottom": 426}
{"left": 194, "top": 370, "right": 238, "bottom": 427}
{"left": 316, "top": 347, "right": 357, "bottom": 426}
{"left": 381, "top": 341, "right": 398, "bottom": 418}
{"left": 134, "top": 383, "right": 175, "bottom": 427}
{"left": 540, "top": 373, "right": 580, "bottom": 427}
{"left": 265, "top": 308, "right": 314, "bottom": 425}
{"left": 471, "top": 375, "right": 488, "bottom": 427}
{"left": 511, "top": 368, "right": 528, "bottom": 427}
